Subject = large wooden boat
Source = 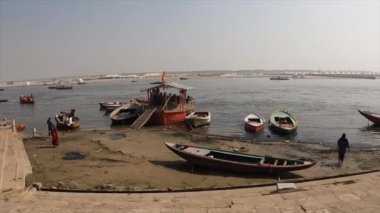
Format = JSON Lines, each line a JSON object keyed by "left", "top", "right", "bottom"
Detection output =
{"left": 165, "top": 143, "right": 316, "bottom": 174}
{"left": 269, "top": 110, "right": 298, "bottom": 134}
{"left": 358, "top": 110, "right": 380, "bottom": 126}
{"left": 185, "top": 112, "right": 211, "bottom": 128}
{"left": 244, "top": 113, "right": 265, "bottom": 133}
{"left": 19, "top": 94, "right": 35, "bottom": 104}
{"left": 109, "top": 102, "right": 142, "bottom": 125}
{"left": 55, "top": 109, "right": 80, "bottom": 131}
{"left": 138, "top": 73, "right": 195, "bottom": 126}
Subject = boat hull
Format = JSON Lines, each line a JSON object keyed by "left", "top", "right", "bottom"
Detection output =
{"left": 358, "top": 110, "right": 380, "bottom": 126}
{"left": 244, "top": 114, "right": 265, "bottom": 133}
{"left": 245, "top": 123, "right": 264, "bottom": 132}
{"left": 269, "top": 110, "right": 298, "bottom": 135}
{"left": 148, "top": 110, "right": 190, "bottom": 125}
{"left": 165, "top": 143, "right": 315, "bottom": 174}
{"left": 186, "top": 112, "right": 211, "bottom": 128}
{"left": 110, "top": 103, "right": 141, "bottom": 125}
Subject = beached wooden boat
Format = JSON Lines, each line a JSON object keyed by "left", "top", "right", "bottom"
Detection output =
{"left": 244, "top": 113, "right": 265, "bottom": 133}
{"left": 358, "top": 110, "right": 380, "bottom": 126}
{"left": 55, "top": 109, "right": 80, "bottom": 131}
{"left": 185, "top": 112, "right": 211, "bottom": 128}
{"left": 269, "top": 110, "right": 298, "bottom": 134}
{"left": 109, "top": 102, "right": 142, "bottom": 125}
{"left": 19, "top": 94, "right": 35, "bottom": 104}
{"left": 165, "top": 143, "right": 316, "bottom": 174}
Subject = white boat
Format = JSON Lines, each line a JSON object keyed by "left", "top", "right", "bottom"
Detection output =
{"left": 109, "top": 102, "right": 142, "bottom": 125}
{"left": 185, "top": 112, "right": 211, "bottom": 128}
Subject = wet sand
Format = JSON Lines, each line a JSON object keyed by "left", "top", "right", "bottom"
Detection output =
{"left": 24, "top": 128, "right": 380, "bottom": 191}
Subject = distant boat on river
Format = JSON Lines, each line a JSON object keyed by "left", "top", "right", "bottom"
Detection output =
{"left": 270, "top": 76, "right": 289, "bottom": 80}
{"left": 19, "top": 94, "right": 35, "bottom": 104}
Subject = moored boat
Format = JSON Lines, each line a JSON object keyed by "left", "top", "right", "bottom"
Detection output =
{"left": 165, "top": 142, "right": 316, "bottom": 174}
{"left": 185, "top": 112, "right": 211, "bottom": 128}
{"left": 244, "top": 113, "right": 265, "bottom": 133}
{"left": 99, "top": 101, "right": 126, "bottom": 111}
{"left": 269, "top": 110, "right": 298, "bottom": 134}
{"left": 19, "top": 94, "right": 35, "bottom": 104}
{"left": 270, "top": 76, "right": 289, "bottom": 80}
{"left": 135, "top": 72, "right": 195, "bottom": 126}
{"left": 109, "top": 102, "right": 142, "bottom": 125}
{"left": 55, "top": 85, "right": 73, "bottom": 90}
{"left": 358, "top": 110, "right": 380, "bottom": 126}
{"left": 55, "top": 109, "right": 80, "bottom": 131}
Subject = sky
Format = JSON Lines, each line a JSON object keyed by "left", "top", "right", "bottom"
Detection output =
{"left": 0, "top": 0, "right": 379, "bottom": 81}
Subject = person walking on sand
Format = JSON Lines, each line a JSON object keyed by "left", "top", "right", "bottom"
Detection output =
{"left": 47, "top": 117, "right": 55, "bottom": 136}
{"left": 337, "top": 133, "right": 350, "bottom": 165}
{"left": 51, "top": 127, "right": 59, "bottom": 147}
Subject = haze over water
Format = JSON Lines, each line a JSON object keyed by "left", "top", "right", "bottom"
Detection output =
{"left": 1, "top": 77, "right": 379, "bottom": 147}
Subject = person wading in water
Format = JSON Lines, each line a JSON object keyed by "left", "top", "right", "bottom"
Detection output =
{"left": 337, "top": 133, "right": 350, "bottom": 166}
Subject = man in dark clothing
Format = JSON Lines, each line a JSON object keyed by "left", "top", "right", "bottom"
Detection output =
{"left": 47, "top": 117, "right": 55, "bottom": 136}
{"left": 337, "top": 133, "right": 350, "bottom": 165}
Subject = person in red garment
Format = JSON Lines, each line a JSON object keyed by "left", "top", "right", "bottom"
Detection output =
{"left": 51, "top": 127, "right": 59, "bottom": 147}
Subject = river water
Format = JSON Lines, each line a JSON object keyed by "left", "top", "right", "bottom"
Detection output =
{"left": 1, "top": 77, "right": 379, "bottom": 147}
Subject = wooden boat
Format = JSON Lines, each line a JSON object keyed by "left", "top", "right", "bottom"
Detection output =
{"left": 0, "top": 99, "right": 8, "bottom": 102}
{"left": 358, "top": 110, "right": 380, "bottom": 126}
{"left": 55, "top": 85, "right": 73, "bottom": 90}
{"left": 244, "top": 113, "right": 265, "bottom": 133}
{"left": 109, "top": 102, "right": 142, "bottom": 125}
{"left": 55, "top": 109, "right": 80, "bottom": 131}
{"left": 165, "top": 143, "right": 316, "bottom": 174}
{"left": 185, "top": 112, "right": 211, "bottom": 128}
{"left": 0, "top": 88, "right": 4, "bottom": 91}
{"left": 270, "top": 76, "right": 289, "bottom": 80}
{"left": 269, "top": 110, "right": 298, "bottom": 134}
{"left": 19, "top": 94, "right": 35, "bottom": 104}
{"left": 138, "top": 72, "right": 195, "bottom": 126}
{"left": 99, "top": 101, "right": 126, "bottom": 111}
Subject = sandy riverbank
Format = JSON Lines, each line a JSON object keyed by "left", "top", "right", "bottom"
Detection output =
{"left": 24, "top": 128, "right": 380, "bottom": 191}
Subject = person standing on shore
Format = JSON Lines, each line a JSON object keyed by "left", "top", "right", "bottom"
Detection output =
{"left": 337, "top": 133, "right": 350, "bottom": 165}
{"left": 46, "top": 117, "right": 55, "bottom": 136}
{"left": 51, "top": 127, "right": 59, "bottom": 147}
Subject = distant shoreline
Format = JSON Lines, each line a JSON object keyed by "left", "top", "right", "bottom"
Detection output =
{"left": 1, "top": 72, "right": 377, "bottom": 88}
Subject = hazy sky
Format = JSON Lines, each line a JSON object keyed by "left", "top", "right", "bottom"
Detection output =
{"left": 0, "top": 0, "right": 379, "bottom": 81}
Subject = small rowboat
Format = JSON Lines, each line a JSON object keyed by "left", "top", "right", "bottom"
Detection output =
{"left": 244, "top": 113, "right": 265, "bottom": 133}
{"left": 185, "top": 112, "right": 211, "bottom": 128}
{"left": 19, "top": 94, "right": 35, "bottom": 104}
{"left": 269, "top": 110, "right": 298, "bottom": 134}
{"left": 55, "top": 109, "right": 80, "bottom": 131}
{"left": 165, "top": 143, "right": 316, "bottom": 174}
{"left": 109, "top": 102, "right": 142, "bottom": 125}
{"left": 99, "top": 101, "right": 126, "bottom": 111}
{"left": 358, "top": 110, "right": 380, "bottom": 126}
{"left": 55, "top": 85, "right": 73, "bottom": 90}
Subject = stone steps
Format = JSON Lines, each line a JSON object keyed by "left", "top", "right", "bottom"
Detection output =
{"left": 0, "top": 130, "right": 32, "bottom": 193}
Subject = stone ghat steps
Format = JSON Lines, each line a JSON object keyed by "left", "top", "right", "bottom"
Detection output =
{"left": 0, "top": 130, "right": 32, "bottom": 193}
{"left": 1, "top": 171, "right": 379, "bottom": 213}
